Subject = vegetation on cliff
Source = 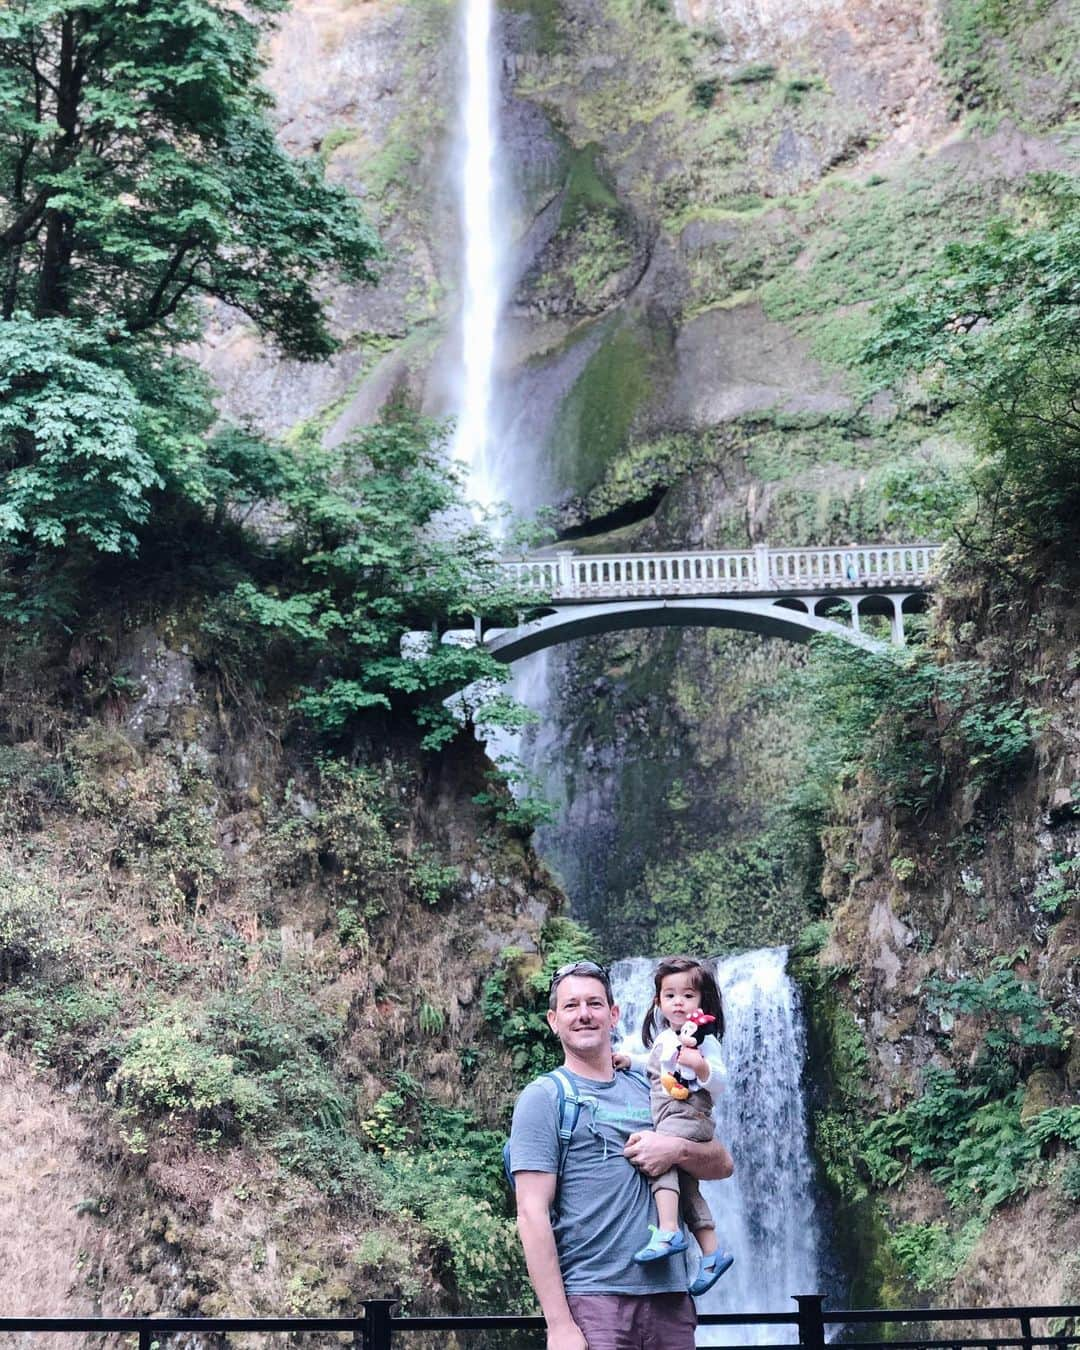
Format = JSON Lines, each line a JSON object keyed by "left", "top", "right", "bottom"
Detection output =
{"left": 0, "top": 0, "right": 564, "bottom": 1319}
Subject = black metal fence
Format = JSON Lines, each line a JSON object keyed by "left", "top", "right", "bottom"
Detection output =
{"left": 2, "top": 1295, "right": 1079, "bottom": 1349}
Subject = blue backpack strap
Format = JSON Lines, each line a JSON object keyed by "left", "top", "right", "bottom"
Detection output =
{"left": 504, "top": 1067, "right": 582, "bottom": 1193}
{"left": 548, "top": 1067, "right": 581, "bottom": 1153}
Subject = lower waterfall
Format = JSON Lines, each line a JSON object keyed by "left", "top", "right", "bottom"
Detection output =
{"left": 612, "top": 948, "right": 823, "bottom": 1345}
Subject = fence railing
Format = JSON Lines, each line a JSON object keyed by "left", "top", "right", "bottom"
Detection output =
{"left": 3, "top": 1295, "right": 1078, "bottom": 1349}
{"left": 497, "top": 543, "right": 941, "bottom": 601}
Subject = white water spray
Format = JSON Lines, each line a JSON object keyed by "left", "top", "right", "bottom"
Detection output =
{"left": 613, "top": 949, "right": 823, "bottom": 1345}
{"left": 454, "top": 0, "right": 503, "bottom": 512}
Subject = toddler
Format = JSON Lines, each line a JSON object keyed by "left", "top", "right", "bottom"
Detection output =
{"left": 615, "top": 955, "right": 734, "bottom": 1296}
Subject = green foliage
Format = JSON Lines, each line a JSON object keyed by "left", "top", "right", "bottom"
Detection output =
{"left": 814, "top": 1109, "right": 869, "bottom": 1203}
{"left": 473, "top": 756, "right": 555, "bottom": 833}
{"left": 729, "top": 63, "right": 776, "bottom": 84}
{"left": 0, "top": 0, "right": 379, "bottom": 573}
{"left": 1060, "top": 1153, "right": 1080, "bottom": 1202}
{"left": 889, "top": 1216, "right": 985, "bottom": 1290}
{"left": 925, "top": 971, "right": 1067, "bottom": 1063}
{"left": 1034, "top": 855, "right": 1080, "bottom": 917}
{"left": 787, "top": 639, "right": 1042, "bottom": 827}
{"left": 0, "top": 980, "right": 120, "bottom": 1070}
{"left": 482, "top": 917, "right": 597, "bottom": 1081}
{"left": 939, "top": 0, "right": 1069, "bottom": 124}
{"left": 863, "top": 1066, "right": 1079, "bottom": 1218}
{"left": 877, "top": 458, "right": 972, "bottom": 539}
{"left": 408, "top": 846, "right": 460, "bottom": 906}
{"left": 691, "top": 78, "right": 719, "bottom": 109}
{"left": 116, "top": 1007, "right": 274, "bottom": 1124}
{"left": 647, "top": 827, "right": 806, "bottom": 956}
{"left": 272, "top": 1124, "right": 377, "bottom": 1198}
{"left": 361, "top": 1084, "right": 414, "bottom": 1154}
{"left": 1027, "top": 1106, "right": 1080, "bottom": 1150}
{"left": 0, "top": 0, "right": 379, "bottom": 346}
{"left": 866, "top": 175, "right": 1080, "bottom": 560}
{"left": 0, "top": 863, "right": 65, "bottom": 977}
{"left": 221, "top": 414, "right": 534, "bottom": 748}
{"left": 0, "top": 318, "right": 163, "bottom": 554}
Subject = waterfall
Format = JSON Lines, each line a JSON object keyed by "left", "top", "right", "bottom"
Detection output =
{"left": 612, "top": 949, "right": 823, "bottom": 1345}
{"left": 453, "top": 0, "right": 503, "bottom": 512}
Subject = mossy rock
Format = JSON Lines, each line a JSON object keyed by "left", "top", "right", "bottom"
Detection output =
{"left": 546, "top": 312, "right": 664, "bottom": 499}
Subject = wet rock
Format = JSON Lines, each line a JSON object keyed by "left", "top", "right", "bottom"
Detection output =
{"left": 121, "top": 629, "right": 201, "bottom": 748}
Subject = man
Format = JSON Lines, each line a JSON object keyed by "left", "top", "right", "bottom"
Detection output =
{"left": 510, "top": 961, "right": 735, "bottom": 1350}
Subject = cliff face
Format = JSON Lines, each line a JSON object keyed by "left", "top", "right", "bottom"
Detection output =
{"left": 0, "top": 618, "right": 562, "bottom": 1320}
{"left": 804, "top": 567, "right": 1080, "bottom": 1307}
{"left": 189, "top": 0, "right": 1073, "bottom": 963}
{"left": 5, "top": 0, "right": 1073, "bottom": 1319}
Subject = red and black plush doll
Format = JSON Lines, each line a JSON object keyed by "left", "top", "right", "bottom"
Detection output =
{"left": 659, "top": 1010, "right": 717, "bottom": 1101}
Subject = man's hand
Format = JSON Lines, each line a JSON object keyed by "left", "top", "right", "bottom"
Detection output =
{"left": 623, "top": 1129, "right": 682, "bottom": 1177}
{"left": 547, "top": 1322, "right": 589, "bottom": 1350}
{"left": 624, "top": 1131, "right": 735, "bottom": 1180}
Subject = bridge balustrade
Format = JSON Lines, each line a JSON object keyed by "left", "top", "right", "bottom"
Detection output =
{"left": 500, "top": 543, "right": 941, "bottom": 601}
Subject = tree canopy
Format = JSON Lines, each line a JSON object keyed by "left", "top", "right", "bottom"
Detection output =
{"left": 0, "top": 0, "right": 380, "bottom": 557}
{"left": 866, "top": 174, "right": 1080, "bottom": 560}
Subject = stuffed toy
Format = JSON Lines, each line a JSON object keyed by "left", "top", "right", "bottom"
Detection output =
{"left": 659, "top": 1010, "right": 716, "bottom": 1101}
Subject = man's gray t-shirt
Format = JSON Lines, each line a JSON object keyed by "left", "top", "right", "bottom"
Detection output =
{"left": 509, "top": 1068, "right": 691, "bottom": 1295}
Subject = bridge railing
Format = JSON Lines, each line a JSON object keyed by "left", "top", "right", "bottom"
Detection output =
{"left": 3, "top": 1296, "right": 1078, "bottom": 1349}
{"left": 498, "top": 543, "right": 942, "bottom": 600}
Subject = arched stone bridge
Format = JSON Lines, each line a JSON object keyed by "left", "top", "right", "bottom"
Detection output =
{"left": 425, "top": 542, "right": 942, "bottom": 662}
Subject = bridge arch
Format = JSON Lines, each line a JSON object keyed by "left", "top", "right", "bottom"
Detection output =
{"left": 478, "top": 597, "right": 891, "bottom": 664}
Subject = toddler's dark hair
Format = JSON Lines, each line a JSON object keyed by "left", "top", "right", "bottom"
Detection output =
{"left": 641, "top": 955, "right": 725, "bottom": 1048}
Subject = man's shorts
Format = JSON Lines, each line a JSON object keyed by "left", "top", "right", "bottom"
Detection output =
{"left": 566, "top": 1292, "right": 697, "bottom": 1349}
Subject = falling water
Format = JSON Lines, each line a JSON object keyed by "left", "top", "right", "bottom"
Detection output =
{"left": 613, "top": 948, "right": 823, "bottom": 1345}
{"left": 453, "top": 0, "right": 503, "bottom": 511}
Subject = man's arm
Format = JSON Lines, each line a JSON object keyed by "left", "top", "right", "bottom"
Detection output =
{"left": 515, "top": 1171, "right": 588, "bottom": 1350}
{"left": 623, "top": 1131, "right": 734, "bottom": 1181}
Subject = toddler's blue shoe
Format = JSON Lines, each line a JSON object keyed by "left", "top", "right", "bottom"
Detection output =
{"left": 632, "top": 1226, "right": 689, "bottom": 1263}
{"left": 689, "top": 1250, "right": 734, "bottom": 1296}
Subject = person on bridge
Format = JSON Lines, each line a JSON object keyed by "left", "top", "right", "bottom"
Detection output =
{"left": 509, "top": 960, "right": 734, "bottom": 1350}
{"left": 614, "top": 956, "right": 735, "bottom": 1295}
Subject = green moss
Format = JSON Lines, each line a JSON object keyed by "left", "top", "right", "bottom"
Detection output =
{"left": 318, "top": 126, "right": 361, "bottom": 165}
{"left": 501, "top": 0, "right": 564, "bottom": 55}
{"left": 363, "top": 126, "right": 421, "bottom": 203}
{"left": 940, "top": 0, "right": 1073, "bottom": 127}
{"left": 547, "top": 316, "right": 654, "bottom": 497}
{"left": 760, "top": 168, "right": 1002, "bottom": 370}
{"left": 729, "top": 63, "right": 777, "bottom": 84}
{"left": 579, "top": 431, "right": 711, "bottom": 519}
{"left": 792, "top": 952, "right": 910, "bottom": 1307}
{"left": 559, "top": 143, "right": 620, "bottom": 227}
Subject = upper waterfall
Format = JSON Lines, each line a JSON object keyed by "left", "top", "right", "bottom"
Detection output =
{"left": 453, "top": 0, "right": 503, "bottom": 512}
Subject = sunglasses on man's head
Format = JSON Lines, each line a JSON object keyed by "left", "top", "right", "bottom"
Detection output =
{"left": 548, "top": 960, "right": 611, "bottom": 997}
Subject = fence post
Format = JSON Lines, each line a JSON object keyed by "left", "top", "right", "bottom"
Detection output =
{"left": 138, "top": 1331, "right": 153, "bottom": 1350}
{"left": 362, "top": 1298, "right": 398, "bottom": 1350}
{"left": 794, "top": 1294, "right": 825, "bottom": 1350}
{"left": 754, "top": 542, "right": 771, "bottom": 591}
{"left": 556, "top": 550, "right": 574, "bottom": 597}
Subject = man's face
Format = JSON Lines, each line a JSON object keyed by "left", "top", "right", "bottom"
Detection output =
{"left": 546, "top": 975, "right": 619, "bottom": 1055}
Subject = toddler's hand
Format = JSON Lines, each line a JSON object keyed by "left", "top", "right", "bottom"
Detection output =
{"left": 612, "top": 1052, "right": 631, "bottom": 1070}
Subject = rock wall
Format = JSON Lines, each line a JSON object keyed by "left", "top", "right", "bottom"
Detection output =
{"left": 167, "top": 0, "right": 1079, "bottom": 1309}
{"left": 0, "top": 614, "right": 562, "bottom": 1322}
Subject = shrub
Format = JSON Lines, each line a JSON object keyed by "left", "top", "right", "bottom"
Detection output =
{"left": 116, "top": 1009, "right": 274, "bottom": 1125}
{"left": 0, "top": 866, "right": 66, "bottom": 979}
